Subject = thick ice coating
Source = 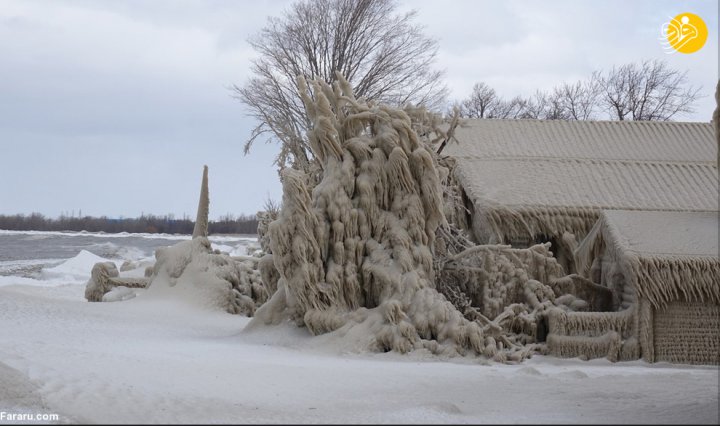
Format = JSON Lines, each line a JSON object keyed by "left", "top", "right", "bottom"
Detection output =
{"left": 250, "top": 74, "right": 565, "bottom": 360}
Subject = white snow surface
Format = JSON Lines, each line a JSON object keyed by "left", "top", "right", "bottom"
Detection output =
{"left": 0, "top": 236, "right": 717, "bottom": 424}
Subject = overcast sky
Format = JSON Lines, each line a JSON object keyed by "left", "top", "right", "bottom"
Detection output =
{"left": 1, "top": 0, "right": 717, "bottom": 220}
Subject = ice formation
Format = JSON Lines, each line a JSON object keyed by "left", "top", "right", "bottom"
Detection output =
{"left": 84, "top": 166, "right": 271, "bottom": 315}
{"left": 84, "top": 262, "right": 147, "bottom": 302}
{"left": 564, "top": 210, "right": 720, "bottom": 364}
{"left": 82, "top": 77, "right": 720, "bottom": 364}
{"left": 144, "top": 237, "right": 268, "bottom": 314}
{"left": 192, "top": 165, "right": 210, "bottom": 239}
{"left": 249, "top": 73, "right": 579, "bottom": 361}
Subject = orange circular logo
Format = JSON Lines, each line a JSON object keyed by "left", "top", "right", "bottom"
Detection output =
{"left": 662, "top": 13, "right": 708, "bottom": 54}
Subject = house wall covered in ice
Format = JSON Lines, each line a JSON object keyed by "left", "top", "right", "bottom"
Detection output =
{"left": 571, "top": 210, "right": 719, "bottom": 365}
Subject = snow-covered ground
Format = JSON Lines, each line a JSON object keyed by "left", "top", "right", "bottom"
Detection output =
{"left": 0, "top": 232, "right": 717, "bottom": 424}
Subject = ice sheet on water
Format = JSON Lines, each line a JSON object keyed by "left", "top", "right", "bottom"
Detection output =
{"left": 212, "top": 242, "right": 259, "bottom": 257}
{"left": 0, "top": 231, "right": 261, "bottom": 290}
{"left": 0, "top": 258, "right": 64, "bottom": 277}
{"left": 0, "top": 229, "right": 258, "bottom": 244}
{"left": 88, "top": 241, "right": 149, "bottom": 261}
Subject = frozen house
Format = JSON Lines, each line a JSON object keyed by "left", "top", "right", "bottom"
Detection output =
{"left": 442, "top": 118, "right": 718, "bottom": 364}
{"left": 441, "top": 119, "right": 718, "bottom": 274}
{"left": 551, "top": 209, "right": 719, "bottom": 365}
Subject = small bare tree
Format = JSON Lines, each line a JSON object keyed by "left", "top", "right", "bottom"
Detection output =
{"left": 262, "top": 196, "right": 281, "bottom": 217}
{"left": 595, "top": 59, "right": 701, "bottom": 121}
{"left": 493, "top": 96, "right": 531, "bottom": 119}
{"left": 233, "top": 0, "right": 448, "bottom": 170}
{"left": 524, "top": 90, "right": 569, "bottom": 120}
{"left": 554, "top": 80, "right": 599, "bottom": 120}
{"left": 461, "top": 82, "right": 498, "bottom": 118}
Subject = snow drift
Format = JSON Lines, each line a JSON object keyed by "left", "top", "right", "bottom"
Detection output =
{"left": 84, "top": 166, "right": 271, "bottom": 315}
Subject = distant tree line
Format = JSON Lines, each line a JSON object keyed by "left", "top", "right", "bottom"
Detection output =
{"left": 0, "top": 213, "right": 259, "bottom": 235}
{"left": 457, "top": 59, "right": 701, "bottom": 122}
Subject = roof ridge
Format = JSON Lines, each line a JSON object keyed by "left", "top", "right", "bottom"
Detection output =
{"left": 495, "top": 204, "right": 719, "bottom": 212}
{"left": 452, "top": 156, "right": 718, "bottom": 166}
{"left": 460, "top": 118, "right": 714, "bottom": 126}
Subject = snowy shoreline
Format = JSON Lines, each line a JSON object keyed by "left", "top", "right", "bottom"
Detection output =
{"left": 0, "top": 281, "right": 717, "bottom": 424}
{"left": 0, "top": 234, "right": 717, "bottom": 424}
{"left": 0, "top": 229, "right": 257, "bottom": 243}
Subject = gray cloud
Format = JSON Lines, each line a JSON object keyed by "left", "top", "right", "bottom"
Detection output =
{"left": 0, "top": 0, "right": 716, "bottom": 220}
{"left": 413, "top": 0, "right": 717, "bottom": 117}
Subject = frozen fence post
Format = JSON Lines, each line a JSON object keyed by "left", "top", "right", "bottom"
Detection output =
{"left": 192, "top": 165, "right": 209, "bottom": 239}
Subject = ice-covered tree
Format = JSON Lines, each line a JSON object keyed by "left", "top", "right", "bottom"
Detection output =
{"left": 249, "top": 73, "right": 567, "bottom": 361}
{"left": 233, "top": 0, "right": 448, "bottom": 170}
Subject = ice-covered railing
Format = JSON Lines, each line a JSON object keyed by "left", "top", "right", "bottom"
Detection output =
{"left": 85, "top": 262, "right": 149, "bottom": 302}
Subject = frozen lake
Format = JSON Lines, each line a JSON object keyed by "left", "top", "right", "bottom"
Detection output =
{"left": 0, "top": 230, "right": 259, "bottom": 282}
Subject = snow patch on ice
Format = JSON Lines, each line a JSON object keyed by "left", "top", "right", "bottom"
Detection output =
{"left": 42, "top": 250, "right": 121, "bottom": 283}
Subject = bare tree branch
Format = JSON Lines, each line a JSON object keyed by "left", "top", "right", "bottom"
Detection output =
{"left": 234, "top": 0, "right": 449, "bottom": 169}
{"left": 596, "top": 59, "right": 701, "bottom": 121}
{"left": 456, "top": 60, "right": 700, "bottom": 123}
{"left": 460, "top": 82, "right": 498, "bottom": 118}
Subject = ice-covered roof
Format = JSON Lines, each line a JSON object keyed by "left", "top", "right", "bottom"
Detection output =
{"left": 444, "top": 119, "right": 718, "bottom": 212}
{"left": 602, "top": 210, "right": 718, "bottom": 258}
{"left": 575, "top": 210, "right": 719, "bottom": 309}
